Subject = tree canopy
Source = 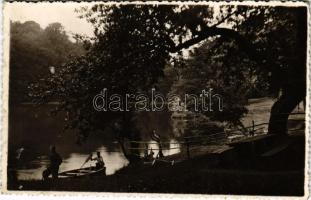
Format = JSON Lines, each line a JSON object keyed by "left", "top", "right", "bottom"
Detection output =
{"left": 28, "top": 5, "right": 307, "bottom": 147}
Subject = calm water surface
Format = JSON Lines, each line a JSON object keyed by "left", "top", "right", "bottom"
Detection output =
{"left": 11, "top": 105, "right": 184, "bottom": 180}
{"left": 17, "top": 139, "right": 181, "bottom": 180}
{"left": 13, "top": 98, "right": 273, "bottom": 180}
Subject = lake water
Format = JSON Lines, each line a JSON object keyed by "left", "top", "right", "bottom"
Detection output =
{"left": 9, "top": 104, "right": 185, "bottom": 180}
{"left": 16, "top": 139, "right": 181, "bottom": 180}
{"left": 10, "top": 98, "right": 280, "bottom": 180}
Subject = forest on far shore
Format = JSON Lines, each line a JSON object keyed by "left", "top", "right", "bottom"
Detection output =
{"left": 10, "top": 21, "right": 85, "bottom": 103}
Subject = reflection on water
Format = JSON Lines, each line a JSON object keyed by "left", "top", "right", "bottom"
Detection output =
{"left": 147, "top": 139, "right": 181, "bottom": 156}
{"left": 11, "top": 105, "right": 187, "bottom": 180}
{"left": 17, "top": 139, "right": 181, "bottom": 180}
{"left": 17, "top": 147, "right": 128, "bottom": 179}
{"left": 13, "top": 98, "right": 280, "bottom": 180}
{"left": 17, "top": 146, "right": 129, "bottom": 180}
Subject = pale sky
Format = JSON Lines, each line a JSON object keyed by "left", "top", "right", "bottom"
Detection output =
{"left": 5, "top": 2, "right": 95, "bottom": 37}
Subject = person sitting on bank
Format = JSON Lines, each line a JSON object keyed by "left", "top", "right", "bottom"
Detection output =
{"left": 91, "top": 151, "right": 105, "bottom": 169}
{"left": 143, "top": 144, "right": 149, "bottom": 160}
{"left": 148, "top": 148, "right": 155, "bottom": 160}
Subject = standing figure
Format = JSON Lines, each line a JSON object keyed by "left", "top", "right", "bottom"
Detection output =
{"left": 151, "top": 130, "right": 164, "bottom": 158}
{"left": 49, "top": 145, "right": 62, "bottom": 179}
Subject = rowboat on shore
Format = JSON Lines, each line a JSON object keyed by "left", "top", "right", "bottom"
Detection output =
{"left": 58, "top": 166, "right": 106, "bottom": 179}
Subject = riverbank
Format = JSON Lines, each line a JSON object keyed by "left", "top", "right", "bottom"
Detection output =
{"left": 12, "top": 148, "right": 304, "bottom": 196}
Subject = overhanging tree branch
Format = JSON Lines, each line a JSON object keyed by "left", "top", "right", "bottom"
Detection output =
{"left": 168, "top": 26, "right": 263, "bottom": 63}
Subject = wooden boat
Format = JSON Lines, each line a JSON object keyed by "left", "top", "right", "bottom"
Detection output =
{"left": 58, "top": 166, "right": 106, "bottom": 179}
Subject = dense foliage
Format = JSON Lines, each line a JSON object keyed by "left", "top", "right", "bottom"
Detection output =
{"left": 25, "top": 5, "right": 306, "bottom": 153}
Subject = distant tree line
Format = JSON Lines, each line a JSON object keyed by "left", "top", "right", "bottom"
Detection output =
{"left": 10, "top": 21, "right": 85, "bottom": 103}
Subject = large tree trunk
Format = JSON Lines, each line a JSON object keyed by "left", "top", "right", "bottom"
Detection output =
{"left": 268, "top": 87, "right": 305, "bottom": 135}
{"left": 117, "top": 133, "right": 141, "bottom": 163}
{"left": 268, "top": 7, "right": 307, "bottom": 135}
{"left": 116, "top": 113, "right": 142, "bottom": 163}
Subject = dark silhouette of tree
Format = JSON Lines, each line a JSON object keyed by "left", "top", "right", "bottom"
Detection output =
{"left": 28, "top": 5, "right": 307, "bottom": 161}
